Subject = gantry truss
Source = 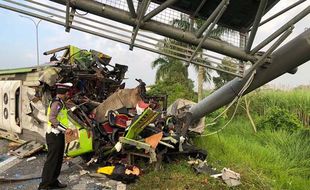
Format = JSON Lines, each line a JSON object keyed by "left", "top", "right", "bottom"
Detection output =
{"left": 0, "top": 0, "right": 309, "bottom": 77}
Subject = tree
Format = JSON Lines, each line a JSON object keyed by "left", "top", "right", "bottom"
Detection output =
{"left": 150, "top": 55, "right": 196, "bottom": 105}
{"left": 148, "top": 79, "right": 196, "bottom": 106}
{"left": 213, "top": 57, "right": 238, "bottom": 89}
{"left": 170, "top": 14, "right": 231, "bottom": 101}
{"left": 150, "top": 14, "right": 232, "bottom": 104}
{"left": 151, "top": 56, "right": 188, "bottom": 82}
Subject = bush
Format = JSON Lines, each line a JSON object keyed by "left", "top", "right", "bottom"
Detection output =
{"left": 257, "top": 107, "right": 302, "bottom": 133}
{"left": 147, "top": 79, "right": 196, "bottom": 106}
{"left": 204, "top": 107, "right": 228, "bottom": 132}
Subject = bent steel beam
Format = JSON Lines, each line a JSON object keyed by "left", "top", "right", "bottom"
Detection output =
{"left": 258, "top": 0, "right": 306, "bottom": 28}
{"left": 189, "top": 29, "right": 310, "bottom": 121}
{"left": 245, "top": 0, "right": 267, "bottom": 53}
{"left": 126, "top": 0, "right": 137, "bottom": 18}
{"left": 188, "top": 0, "right": 229, "bottom": 63}
{"left": 143, "top": 0, "right": 178, "bottom": 22}
{"left": 251, "top": 5, "right": 310, "bottom": 54}
{"left": 195, "top": 0, "right": 228, "bottom": 38}
{"left": 49, "top": 0, "right": 256, "bottom": 62}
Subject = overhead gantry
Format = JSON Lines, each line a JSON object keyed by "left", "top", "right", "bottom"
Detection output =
{"left": 0, "top": 0, "right": 309, "bottom": 120}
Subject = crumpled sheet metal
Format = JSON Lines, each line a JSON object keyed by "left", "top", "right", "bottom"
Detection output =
{"left": 38, "top": 67, "right": 61, "bottom": 86}
{"left": 167, "top": 98, "right": 205, "bottom": 134}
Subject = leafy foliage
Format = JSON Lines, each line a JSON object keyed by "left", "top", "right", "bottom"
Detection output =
{"left": 257, "top": 106, "right": 303, "bottom": 133}
{"left": 151, "top": 56, "right": 188, "bottom": 82}
{"left": 213, "top": 57, "right": 238, "bottom": 89}
{"left": 147, "top": 78, "right": 196, "bottom": 106}
{"left": 155, "top": 14, "right": 232, "bottom": 101}
{"left": 194, "top": 118, "right": 310, "bottom": 190}
{"left": 150, "top": 54, "right": 196, "bottom": 105}
{"left": 130, "top": 117, "right": 310, "bottom": 190}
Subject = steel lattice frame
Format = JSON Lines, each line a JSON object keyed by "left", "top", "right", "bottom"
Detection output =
{"left": 0, "top": 0, "right": 309, "bottom": 77}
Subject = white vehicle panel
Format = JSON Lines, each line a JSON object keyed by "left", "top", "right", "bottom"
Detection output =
{"left": 0, "top": 80, "right": 22, "bottom": 133}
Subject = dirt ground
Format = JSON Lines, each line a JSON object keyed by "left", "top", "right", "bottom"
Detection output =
{"left": 0, "top": 139, "right": 125, "bottom": 190}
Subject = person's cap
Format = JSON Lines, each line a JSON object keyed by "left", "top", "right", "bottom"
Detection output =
{"left": 55, "top": 82, "right": 73, "bottom": 94}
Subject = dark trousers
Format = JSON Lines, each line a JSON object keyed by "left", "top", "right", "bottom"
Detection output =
{"left": 39, "top": 132, "right": 65, "bottom": 187}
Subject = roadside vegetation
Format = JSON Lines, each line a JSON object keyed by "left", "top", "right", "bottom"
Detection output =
{"left": 130, "top": 88, "right": 310, "bottom": 190}
{"left": 133, "top": 12, "right": 309, "bottom": 189}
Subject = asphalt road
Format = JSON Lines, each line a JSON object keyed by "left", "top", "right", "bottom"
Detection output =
{"left": 0, "top": 139, "right": 124, "bottom": 190}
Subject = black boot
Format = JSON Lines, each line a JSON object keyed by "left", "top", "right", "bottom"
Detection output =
{"left": 50, "top": 180, "right": 67, "bottom": 189}
{"left": 37, "top": 185, "right": 50, "bottom": 190}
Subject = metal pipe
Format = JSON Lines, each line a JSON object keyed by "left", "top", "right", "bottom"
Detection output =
{"left": 190, "top": 28, "right": 310, "bottom": 121}
{"left": 244, "top": 26, "right": 293, "bottom": 78}
{"left": 4, "top": 0, "right": 243, "bottom": 76}
{"left": 43, "top": 45, "right": 70, "bottom": 55}
{"left": 188, "top": 0, "right": 228, "bottom": 63}
{"left": 245, "top": 0, "right": 267, "bottom": 53}
{"left": 49, "top": 0, "right": 255, "bottom": 62}
{"left": 195, "top": 0, "right": 228, "bottom": 38}
{"left": 258, "top": 0, "right": 306, "bottom": 28}
{"left": 192, "top": 0, "right": 207, "bottom": 17}
{"left": 143, "top": 0, "right": 178, "bottom": 22}
{"left": 126, "top": 0, "right": 137, "bottom": 18}
{"left": 65, "top": 0, "right": 70, "bottom": 32}
{"left": 19, "top": 15, "right": 45, "bottom": 66}
{"left": 251, "top": 5, "right": 310, "bottom": 54}
{"left": 130, "top": 0, "right": 150, "bottom": 50}
{"left": 0, "top": 2, "right": 242, "bottom": 77}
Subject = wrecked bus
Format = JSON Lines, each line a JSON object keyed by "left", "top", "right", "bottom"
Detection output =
{"left": 0, "top": 45, "right": 129, "bottom": 157}
{"left": 0, "top": 45, "right": 206, "bottom": 166}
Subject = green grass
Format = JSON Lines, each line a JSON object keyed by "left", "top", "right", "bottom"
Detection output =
{"left": 129, "top": 118, "right": 310, "bottom": 190}
{"left": 129, "top": 89, "right": 310, "bottom": 189}
{"left": 194, "top": 118, "right": 310, "bottom": 190}
{"left": 129, "top": 160, "right": 227, "bottom": 190}
{"left": 236, "top": 89, "right": 310, "bottom": 127}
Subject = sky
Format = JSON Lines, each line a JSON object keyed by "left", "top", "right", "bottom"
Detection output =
{"left": 0, "top": 0, "right": 309, "bottom": 89}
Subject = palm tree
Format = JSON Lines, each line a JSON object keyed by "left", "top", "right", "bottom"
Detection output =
{"left": 150, "top": 55, "right": 196, "bottom": 105}
{"left": 213, "top": 57, "right": 238, "bottom": 89}
{"left": 152, "top": 13, "right": 232, "bottom": 101}
{"left": 151, "top": 56, "right": 188, "bottom": 82}
{"left": 172, "top": 14, "right": 231, "bottom": 101}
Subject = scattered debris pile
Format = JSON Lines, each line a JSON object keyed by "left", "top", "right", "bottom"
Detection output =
{"left": 39, "top": 45, "right": 209, "bottom": 183}
{"left": 0, "top": 45, "right": 240, "bottom": 188}
{"left": 188, "top": 159, "right": 241, "bottom": 187}
{"left": 0, "top": 45, "right": 206, "bottom": 183}
{"left": 42, "top": 45, "right": 128, "bottom": 103}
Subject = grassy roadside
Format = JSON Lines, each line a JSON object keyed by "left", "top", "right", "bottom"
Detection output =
{"left": 129, "top": 88, "right": 310, "bottom": 189}
{"left": 195, "top": 117, "right": 310, "bottom": 190}
{"left": 129, "top": 117, "right": 310, "bottom": 190}
{"left": 128, "top": 160, "right": 229, "bottom": 190}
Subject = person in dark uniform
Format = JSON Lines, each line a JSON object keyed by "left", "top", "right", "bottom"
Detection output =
{"left": 38, "top": 82, "right": 73, "bottom": 190}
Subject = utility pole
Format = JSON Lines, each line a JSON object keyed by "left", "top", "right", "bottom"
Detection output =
{"left": 20, "top": 15, "right": 52, "bottom": 66}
